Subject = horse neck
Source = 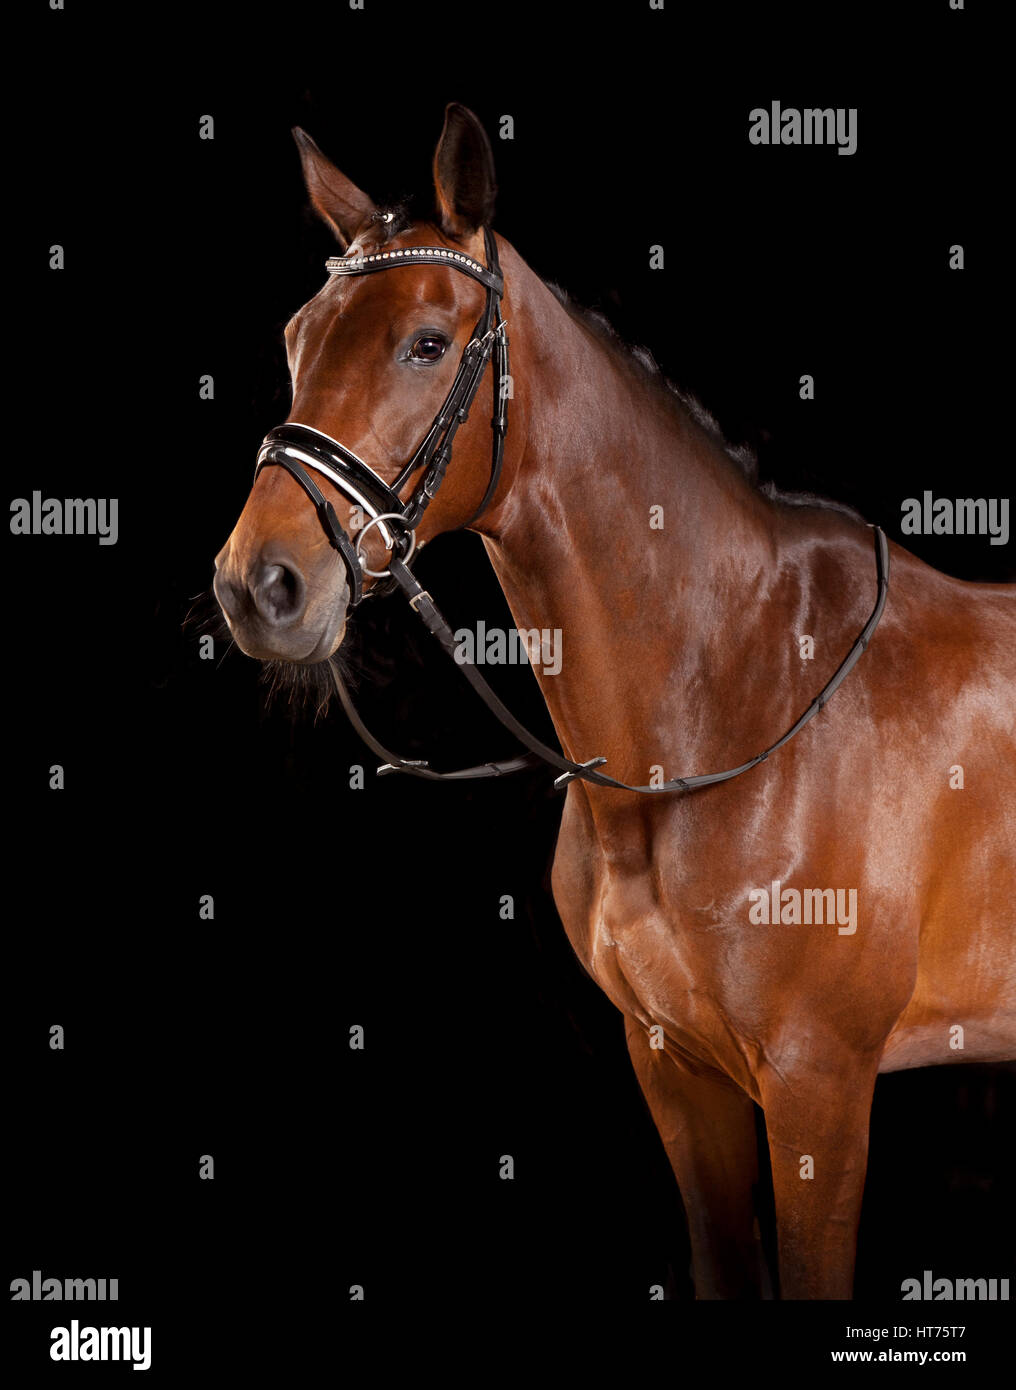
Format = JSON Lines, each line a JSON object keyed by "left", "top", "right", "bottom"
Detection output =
{"left": 480, "top": 241, "right": 789, "bottom": 789}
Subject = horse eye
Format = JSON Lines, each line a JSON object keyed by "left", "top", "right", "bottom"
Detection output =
{"left": 410, "top": 335, "right": 447, "bottom": 362}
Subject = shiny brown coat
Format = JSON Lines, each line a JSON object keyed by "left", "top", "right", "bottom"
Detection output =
{"left": 214, "top": 106, "right": 1016, "bottom": 1298}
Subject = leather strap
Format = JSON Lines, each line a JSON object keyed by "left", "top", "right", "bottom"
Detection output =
{"left": 331, "top": 527, "right": 890, "bottom": 794}
{"left": 257, "top": 424, "right": 403, "bottom": 520}
{"left": 253, "top": 446, "right": 365, "bottom": 608}
{"left": 326, "top": 245, "right": 504, "bottom": 294}
{"left": 458, "top": 240, "right": 509, "bottom": 530}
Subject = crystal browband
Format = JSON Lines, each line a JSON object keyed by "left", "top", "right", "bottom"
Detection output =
{"left": 326, "top": 246, "right": 504, "bottom": 294}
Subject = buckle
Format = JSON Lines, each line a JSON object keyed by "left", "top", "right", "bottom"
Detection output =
{"left": 553, "top": 756, "right": 608, "bottom": 790}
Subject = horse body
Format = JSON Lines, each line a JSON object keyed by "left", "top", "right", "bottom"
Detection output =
{"left": 474, "top": 246, "right": 1015, "bottom": 1295}
{"left": 214, "top": 107, "right": 1015, "bottom": 1298}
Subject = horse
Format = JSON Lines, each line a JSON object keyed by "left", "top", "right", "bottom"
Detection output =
{"left": 213, "top": 103, "right": 1016, "bottom": 1298}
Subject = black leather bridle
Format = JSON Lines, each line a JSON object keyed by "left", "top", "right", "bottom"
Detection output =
{"left": 251, "top": 226, "right": 891, "bottom": 794}
{"left": 255, "top": 227, "right": 508, "bottom": 609}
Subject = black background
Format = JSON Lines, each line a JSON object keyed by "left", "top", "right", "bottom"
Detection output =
{"left": 7, "top": 0, "right": 1012, "bottom": 1377}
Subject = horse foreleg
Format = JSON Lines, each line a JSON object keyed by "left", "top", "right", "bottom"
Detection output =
{"left": 625, "top": 1016, "right": 766, "bottom": 1298}
{"left": 759, "top": 1049, "right": 881, "bottom": 1299}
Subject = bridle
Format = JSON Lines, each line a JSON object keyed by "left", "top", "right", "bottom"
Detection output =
{"left": 250, "top": 225, "right": 891, "bottom": 794}
{"left": 255, "top": 226, "right": 508, "bottom": 609}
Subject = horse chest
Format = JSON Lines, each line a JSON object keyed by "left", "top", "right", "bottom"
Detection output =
{"left": 552, "top": 803, "right": 768, "bottom": 1079}
{"left": 585, "top": 915, "right": 681, "bottom": 1027}
{"left": 559, "top": 853, "right": 726, "bottom": 1044}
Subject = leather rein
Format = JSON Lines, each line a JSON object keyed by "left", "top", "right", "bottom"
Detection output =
{"left": 252, "top": 225, "right": 891, "bottom": 794}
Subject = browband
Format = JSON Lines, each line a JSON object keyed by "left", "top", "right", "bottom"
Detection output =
{"left": 325, "top": 245, "right": 504, "bottom": 294}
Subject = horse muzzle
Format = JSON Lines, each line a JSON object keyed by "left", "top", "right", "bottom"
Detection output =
{"left": 213, "top": 539, "right": 350, "bottom": 663}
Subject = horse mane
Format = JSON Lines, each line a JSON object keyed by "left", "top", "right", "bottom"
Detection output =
{"left": 545, "top": 282, "right": 865, "bottom": 523}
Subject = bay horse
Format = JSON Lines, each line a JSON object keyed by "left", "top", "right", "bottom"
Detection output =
{"left": 213, "top": 104, "right": 1016, "bottom": 1298}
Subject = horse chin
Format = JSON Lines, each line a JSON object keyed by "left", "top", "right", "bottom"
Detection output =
{"left": 282, "top": 628, "right": 347, "bottom": 666}
{"left": 312, "top": 619, "right": 348, "bottom": 663}
{"left": 277, "top": 610, "right": 348, "bottom": 665}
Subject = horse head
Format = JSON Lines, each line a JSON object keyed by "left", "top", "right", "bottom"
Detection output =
{"left": 214, "top": 103, "right": 508, "bottom": 663}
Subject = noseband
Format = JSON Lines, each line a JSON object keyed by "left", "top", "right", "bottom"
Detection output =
{"left": 254, "top": 227, "right": 508, "bottom": 607}
{"left": 247, "top": 225, "right": 891, "bottom": 794}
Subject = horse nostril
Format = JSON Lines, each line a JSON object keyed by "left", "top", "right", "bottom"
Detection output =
{"left": 252, "top": 558, "right": 306, "bottom": 627}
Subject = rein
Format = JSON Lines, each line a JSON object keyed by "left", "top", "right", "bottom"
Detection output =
{"left": 253, "top": 227, "right": 891, "bottom": 795}
{"left": 330, "top": 529, "right": 890, "bottom": 792}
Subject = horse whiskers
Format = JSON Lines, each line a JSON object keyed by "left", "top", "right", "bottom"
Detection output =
{"left": 257, "top": 641, "right": 369, "bottom": 721}
{"left": 215, "top": 637, "right": 237, "bottom": 671}
{"left": 183, "top": 588, "right": 232, "bottom": 641}
{"left": 258, "top": 657, "right": 332, "bottom": 718}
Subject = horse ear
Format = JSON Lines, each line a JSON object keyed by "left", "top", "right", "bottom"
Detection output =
{"left": 292, "top": 127, "right": 376, "bottom": 250}
{"left": 433, "top": 103, "right": 497, "bottom": 238}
